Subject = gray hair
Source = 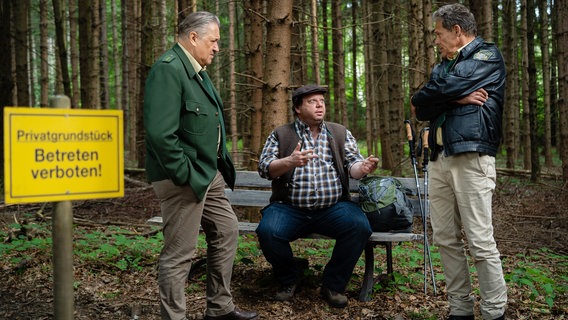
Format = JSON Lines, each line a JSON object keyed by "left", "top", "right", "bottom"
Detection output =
{"left": 433, "top": 4, "right": 477, "bottom": 37}
{"left": 178, "top": 11, "right": 220, "bottom": 37}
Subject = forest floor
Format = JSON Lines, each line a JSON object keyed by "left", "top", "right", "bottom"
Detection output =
{"left": 0, "top": 170, "right": 567, "bottom": 320}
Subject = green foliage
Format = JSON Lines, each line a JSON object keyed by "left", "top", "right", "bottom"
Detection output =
{"left": 0, "top": 221, "right": 52, "bottom": 268}
{"left": 504, "top": 248, "right": 568, "bottom": 309}
{"left": 73, "top": 229, "right": 162, "bottom": 272}
{"left": 236, "top": 234, "right": 262, "bottom": 265}
{"left": 0, "top": 222, "right": 163, "bottom": 273}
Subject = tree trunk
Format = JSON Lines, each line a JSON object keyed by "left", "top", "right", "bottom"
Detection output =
{"left": 539, "top": 0, "right": 552, "bottom": 167}
{"left": 261, "top": 0, "right": 293, "bottom": 140}
{"left": 14, "top": 0, "right": 30, "bottom": 106}
{"left": 243, "top": 0, "right": 264, "bottom": 169}
{"left": 99, "top": 0, "right": 110, "bottom": 109}
{"left": 520, "top": 0, "right": 531, "bottom": 170}
{"left": 228, "top": 0, "right": 239, "bottom": 166}
{"left": 78, "top": 0, "right": 101, "bottom": 109}
{"left": 53, "top": 0, "right": 71, "bottom": 98}
{"left": 40, "top": 0, "right": 49, "bottom": 107}
{"left": 386, "top": 0, "right": 403, "bottom": 176}
{"left": 423, "top": 0, "right": 435, "bottom": 76}
{"left": 351, "top": 1, "right": 358, "bottom": 136}
{"left": 373, "top": 0, "right": 394, "bottom": 171}
{"left": 322, "top": 0, "right": 331, "bottom": 125}
{"left": 311, "top": 0, "right": 320, "bottom": 85}
{"left": 290, "top": 2, "right": 305, "bottom": 86}
{"left": 111, "top": 0, "right": 121, "bottom": 110}
{"left": 526, "top": 0, "right": 539, "bottom": 180}
{"left": 363, "top": 0, "right": 378, "bottom": 157}
{"left": 0, "top": 0, "right": 14, "bottom": 176}
{"left": 408, "top": 0, "right": 422, "bottom": 95}
{"left": 469, "top": 0, "right": 493, "bottom": 42}
{"left": 69, "top": 0, "right": 80, "bottom": 108}
{"left": 557, "top": 0, "right": 568, "bottom": 179}
{"left": 331, "top": 0, "right": 346, "bottom": 125}
{"left": 503, "top": 0, "right": 519, "bottom": 169}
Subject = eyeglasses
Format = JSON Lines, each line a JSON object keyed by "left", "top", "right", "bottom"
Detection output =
{"left": 306, "top": 98, "right": 326, "bottom": 106}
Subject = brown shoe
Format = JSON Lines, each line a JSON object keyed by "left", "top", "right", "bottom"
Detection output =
{"left": 204, "top": 308, "right": 258, "bottom": 320}
{"left": 275, "top": 283, "right": 298, "bottom": 301}
{"left": 320, "top": 287, "right": 348, "bottom": 308}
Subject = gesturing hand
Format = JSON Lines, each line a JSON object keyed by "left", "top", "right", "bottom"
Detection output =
{"left": 289, "top": 142, "right": 318, "bottom": 167}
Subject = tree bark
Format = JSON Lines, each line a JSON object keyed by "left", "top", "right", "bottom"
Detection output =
{"left": 363, "top": 0, "right": 377, "bottom": 157}
{"left": 111, "top": 0, "right": 121, "bottom": 110}
{"left": 78, "top": 0, "right": 101, "bottom": 109}
{"left": 331, "top": 0, "right": 346, "bottom": 125}
{"left": 527, "top": 0, "right": 540, "bottom": 181}
{"left": 351, "top": 1, "right": 358, "bottom": 136}
{"left": 261, "top": 0, "right": 293, "bottom": 140}
{"left": 539, "top": 0, "right": 552, "bottom": 167}
{"left": 243, "top": 0, "right": 264, "bottom": 169}
{"left": 69, "top": 0, "right": 80, "bottom": 108}
{"left": 503, "top": 0, "right": 519, "bottom": 169}
{"left": 99, "top": 0, "right": 110, "bottom": 109}
{"left": 40, "top": 0, "right": 49, "bottom": 107}
{"left": 557, "top": 0, "right": 568, "bottom": 179}
{"left": 311, "top": 0, "right": 320, "bottom": 85}
{"left": 53, "top": 0, "right": 72, "bottom": 98}
{"left": 14, "top": 0, "right": 30, "bottom": 106}
{"left": 520, "top": 0, "right": 531, "bottom": 170}
{"left": 228, "top": 0, "right": 239, "bottom": 165}
{"left": 386, "top": 0, "right": 403, "bottom": 176}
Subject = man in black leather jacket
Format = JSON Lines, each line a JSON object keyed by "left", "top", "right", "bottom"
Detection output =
{"left": 411, "top": 4, "right": 507, "bottom": 320}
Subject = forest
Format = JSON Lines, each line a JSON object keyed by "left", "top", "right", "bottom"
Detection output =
{"left": 0, "top": 0, "right": 567, "bottom": 180}
{"left": 1, "top": 1, "right": 568, "bottom": 319}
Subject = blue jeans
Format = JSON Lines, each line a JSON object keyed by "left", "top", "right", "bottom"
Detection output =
{"left": 256, "top": 201, "right": 372, "bottom": 293}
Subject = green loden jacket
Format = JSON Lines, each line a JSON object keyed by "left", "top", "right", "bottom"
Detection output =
{"left": 143, "top": 43, "right": 235, "bottom": 201}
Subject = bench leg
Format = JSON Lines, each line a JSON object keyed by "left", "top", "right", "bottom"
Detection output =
{"left": 359, "top": 242, "right": 376, "bottom": 302}
{"left": 385, "top": 242, "right": 393, "bottom": 275}
{"left": 188, "top": 257, "right": 207, "bottom": 280}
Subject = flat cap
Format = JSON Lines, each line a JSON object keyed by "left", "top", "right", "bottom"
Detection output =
{"left": 292, "top": 84, "right": 327, "bottom": 107}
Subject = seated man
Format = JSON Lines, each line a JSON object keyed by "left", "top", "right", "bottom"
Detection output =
{"left": 256, "top": 84, "right": 379, "bottom": 308}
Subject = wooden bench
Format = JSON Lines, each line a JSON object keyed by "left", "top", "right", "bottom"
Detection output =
{"left": 147, "top": 170, "right": 430, "bottom": 302}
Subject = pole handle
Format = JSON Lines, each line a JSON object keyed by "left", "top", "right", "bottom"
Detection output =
{"left": 404, "top": 120, "right": 413, "bottom": 141}
{"left": 422, "top": 127, "right": 429, "bottom": 149}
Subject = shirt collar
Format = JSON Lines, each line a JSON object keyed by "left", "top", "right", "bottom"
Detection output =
{"left": 448, "top": 38, "right": 475, "bottom": 61}
{"left": 294, "top": 118, "right": 325, "bottom": 133}
{"left": 178, "top": 42, "right": 206, "bottom": 79}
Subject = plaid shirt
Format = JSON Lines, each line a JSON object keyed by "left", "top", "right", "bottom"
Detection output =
{"left": 258, "top": 119, "right": 364, "bottom": 209}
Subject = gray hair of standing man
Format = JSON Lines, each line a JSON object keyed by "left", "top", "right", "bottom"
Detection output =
{"left": 433, "top": 3, "right": 477, "bottom": 37}
{"left": 178, "top": 11, "right": 220, "bottom": 38}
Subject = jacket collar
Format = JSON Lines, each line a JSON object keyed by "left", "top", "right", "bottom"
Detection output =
{"left": 458, "top": 37, "right": 484, "bottom": 60}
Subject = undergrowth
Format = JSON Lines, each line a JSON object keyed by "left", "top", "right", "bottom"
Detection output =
{"left": 0, "top": 218, "right": 567, "bottom": 316}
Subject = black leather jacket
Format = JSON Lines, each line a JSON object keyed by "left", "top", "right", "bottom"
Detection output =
{"left": 412, "top": 37, "right": 506, "bottom": 161}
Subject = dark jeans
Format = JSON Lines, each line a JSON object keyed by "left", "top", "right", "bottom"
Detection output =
{"left": 256, "top": 201, "right": 372, "bottom": 293}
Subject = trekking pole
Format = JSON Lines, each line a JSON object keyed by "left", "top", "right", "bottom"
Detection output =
{"left": 420, "top": 127, "right": 437, "bottom": 295}
{"left": 404, "top": 120, "right": 428, "bottom": 294}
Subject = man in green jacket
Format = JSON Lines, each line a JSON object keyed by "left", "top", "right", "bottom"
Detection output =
{"left": 144, "top": 11, "right": 257, "bottom": 320}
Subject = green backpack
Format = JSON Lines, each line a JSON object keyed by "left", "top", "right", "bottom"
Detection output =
{"left": 358, "top": 176, "right": 414, "bottom": 232}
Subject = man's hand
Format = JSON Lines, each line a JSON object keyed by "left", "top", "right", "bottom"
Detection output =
{"left": 455, "top": 88, "right": 488, "bottom": 106}
{"left": 288, "top": 141, "right": 318, "bottom": 167}
{"left": 351, "top": 155, "right": 379, "bottom": 180}
{"left": 267, "top": 142, "right": 318, "bottom": 179}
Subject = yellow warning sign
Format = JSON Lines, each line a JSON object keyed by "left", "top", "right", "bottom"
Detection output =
{"left": 4, "top": 107, "right": 124, "bottom": 204}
